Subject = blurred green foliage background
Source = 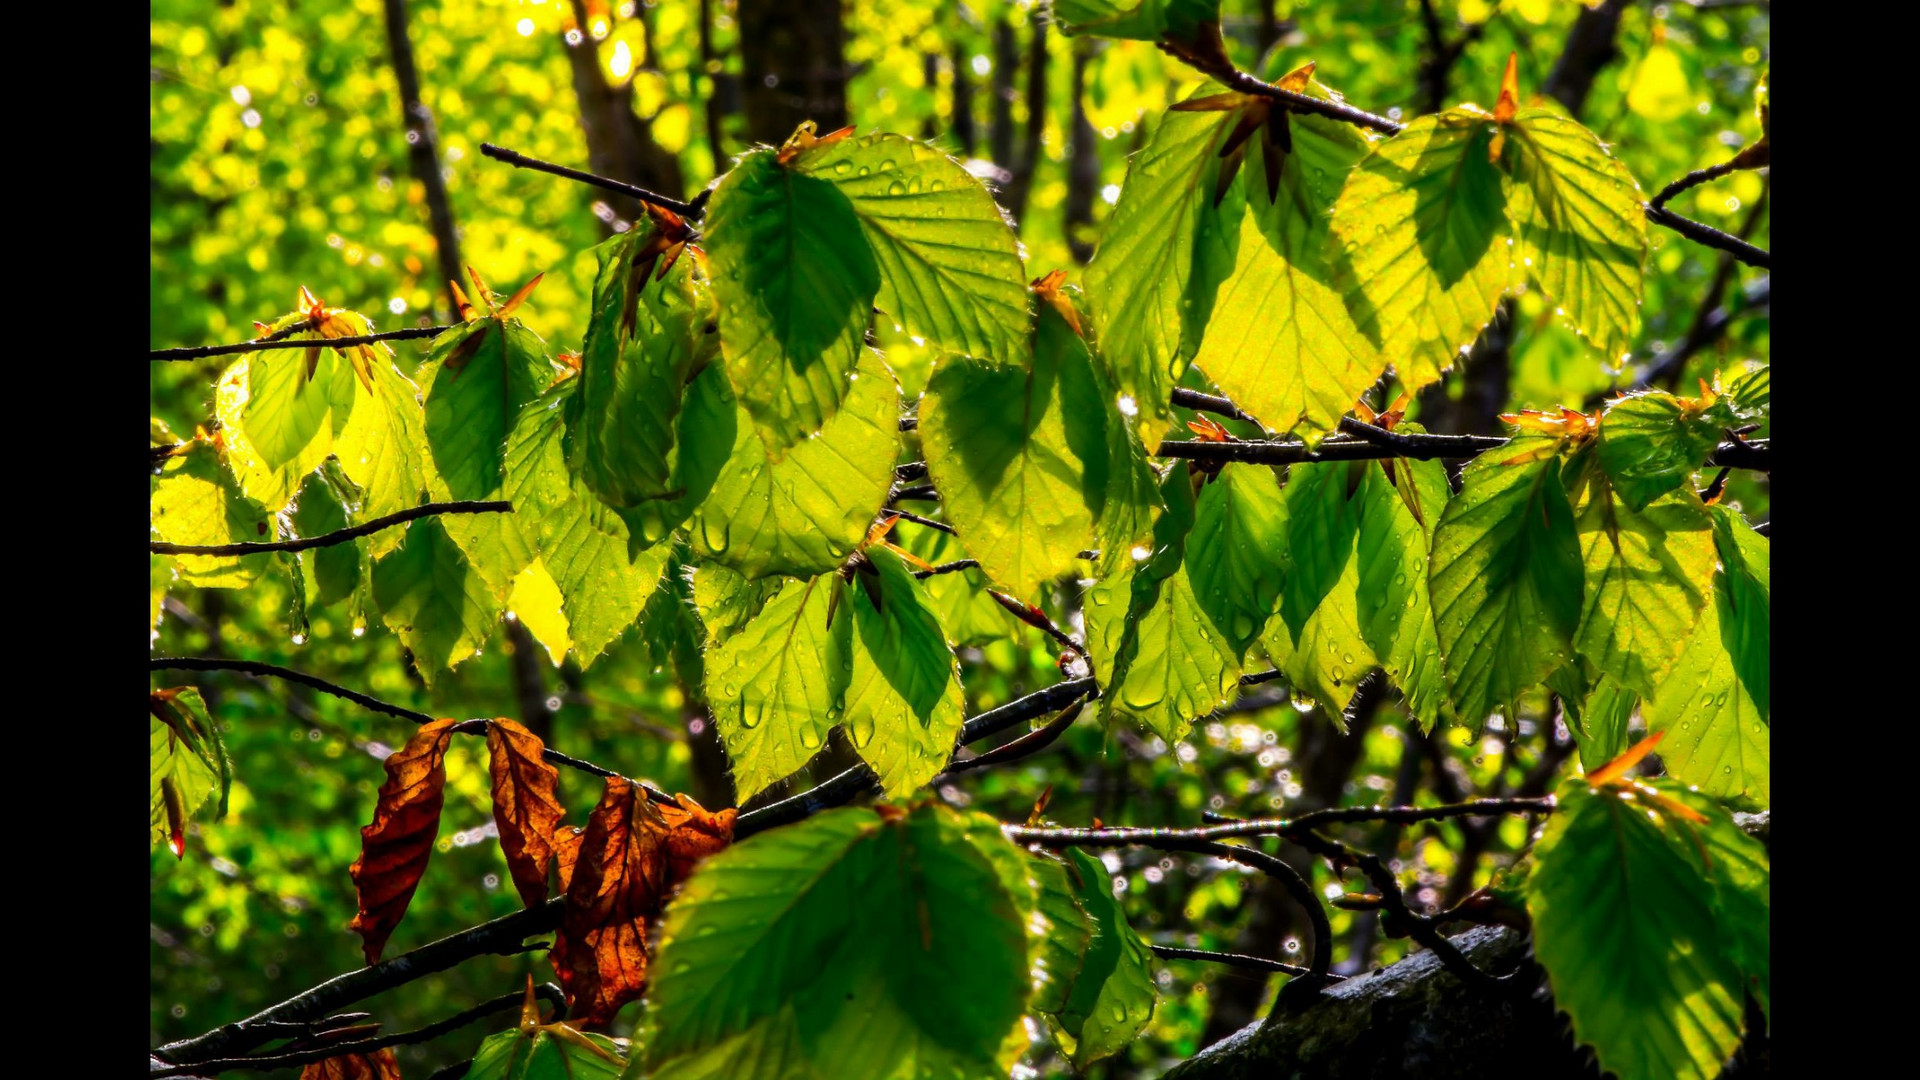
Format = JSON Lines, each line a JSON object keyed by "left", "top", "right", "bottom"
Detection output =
{"left": 150, "top": 1, "right": 1770, "bottom": 1074}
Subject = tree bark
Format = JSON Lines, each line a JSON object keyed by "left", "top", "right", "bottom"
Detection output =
{"left": 381, "top": 0, "right": 463, "bottom": 320}
{"left": 736, "top": 0, "right": 848, "bottom": 144}
{"left": 562, "top": 0, "right": 686, "bottom": 228}
{"left": 1065, "top": 41, "right": 1100, "bottom": 264}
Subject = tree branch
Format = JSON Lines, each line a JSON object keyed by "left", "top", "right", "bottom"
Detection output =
{"left": 1156, "top": 427, "right": 1769, "bottom": 472}
{"left": 153, "top": 905, "right": 566, "bottom": 1065}
{"left": 480, "top": 142, "right": 703, "bottom": 219}
{"left": 150, "top": 657, "right": 437, "bottom": 725}
{"left": 151, "top": 326, "right": 454, "bottom": 362}
{"left": 151, "top": 501, "right": 512, "bottom": 556}
{"left": 149, "top": 984, "right": 564, "bottom": 1077}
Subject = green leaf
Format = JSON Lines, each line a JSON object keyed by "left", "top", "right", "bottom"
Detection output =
{"left": 1192, "top": 113, "right": 1380, "bottom": 439}
{"left": 1026, "top": 852, "right": 1096, "bottom": 1016}
{"left": 1429, "top": 437, "right": 1584, "bottom": 723}
{"left": 704, "top": 148, "right": 880, "bottom": 452}
{"left": 1051, "top": 0, "right": 1221, "bottom": 43}
{"left": 1569, "top": 461, "right": 1716, "bottom": 695}
{"left": 703, "top": 575, "right": 853, "bottom": 801}
{"left": 1641, "top": 537, "right": 1769, "bottom": 807}
{"left": 1727, "top": 366, "right": 1769, "bottom": 417}
{"left": 1276, "top": 460, "right": 1358, "bottom": 641}
{"left": 569, "top": 226, "right": 707, "bottom": 512}
{"left": 845, "top": 547, "right": 967, "bottom": 799}
{"left": 504, "top": 381, "right": 674, "bottom": 666}
{"left": 1550, "top": 666, "right": 1636, "bottom": 772}
{"left": 151, "top": 442, "right": 275, "bottom": 589}
{"left": 1049, "top": 848, "right": 1156, "bottom": 1067}
{"left": 241, "top": 341, "right": 355, "bottom": 470}
{"left": 1596, "top": 392, "right": 1731, "bottom": 512}
{"left": 469, "top": 1024, "right": 628, "bottom": 1080}
{"left": 1083, "top": 93, "right": 1241, "bottom": 447}
{"left": 793, "top": 133, "right": 1030, "bottom": 362}
{"left": 643, "top": 805, "right": 1032, "bottom": 1080}
{"left": 691, "top": 561, "right": 783, "bottom": 647}
{"left": 1527, "top": 783, "right": 1763, "bottom": 1080}
{"left": 1186, "top": 463, "right": 1287, "bottom": 659}
{"left": 919, "top": 304, "right": 1105, "bottom": 599}
{"left": 419, "top": 319, "right": 556, "bottom": 592}
{"left": 1086, "top": 465, "right": 1241, "bottom": 742}
{"left": 1711, "top": 506, "right": 1769, "bottom": 717}
{"left": 335, "top": 354, "right": 432, "bottom": 559}
{"left": 214, "top": 355, "right": 334, "bottom": 514}
{"left": 151, "top": 687, "right": 231, "bottom": 853}
{"left": 894, "top": 522, "right": 1015, "bottom": 648}
{"left": 1329, "top": 111, "right": 1512, "bottom": 391}
{"left": 1266, "top": 551, "right": 1377, "bottom": 719}
{"left": 370, "top": 516, "right": 501, "bottom": 682}
{"left": 691, "top": 350, "right": 899, "bottom": 580}
{"left": 618, "top": 359, "right": 739, "bottom": 557}
{"left": 290, "top": 471, "right": 360, "bottom": 606}
{"left": 1354, "top": 454, "right": 1450, "bottom": 729}
{"left": 1505, "top": 108, "right": 1649, "bottom": 361}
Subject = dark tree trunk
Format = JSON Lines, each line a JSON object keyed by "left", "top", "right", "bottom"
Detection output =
{"left": 699, "top": 0, "right": 735, "bottom": 177}
{"left": 989, "top": 17, "right": 1016, "bottom": 169}
{"left": 381, "top": 0, "right": 463, "bottom": 320}
{"left": 1064, "top": 42, "right": 1100, "bottom": 264}
{"left": 1002, "top": 15, "right": 1049, "bottom": 227}
{"left": 736, "top": 0, "right": 848, "bottom": 144}
{"left": 563, "top": 0, "right": 686, "bottom": 229}
{"left": 949, "top": 40, "right": 976, "bottom": 156}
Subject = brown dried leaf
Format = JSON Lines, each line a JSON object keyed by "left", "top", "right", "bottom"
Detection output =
{"left": 552, "top": 781, "right": 735, "bottom": 1027}
{"left": 487, "top": 718, "right": 567, "bottom": 907}
{"left": 299, "top": 1048, "right": 402, "bottom": 1080}
{"left": 348, "top": 719, "right": 458, "bottom": 964}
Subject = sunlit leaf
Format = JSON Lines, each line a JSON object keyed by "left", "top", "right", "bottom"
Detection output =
{"left": 150, "top": 687, "right": 230, "bottom": 858}
{"left": 1186, "top": 463, "right": 1287, "bottom": 659}
{"left": 371, "top": 517, "right": 502, "bottom": 682}
{"left": 348, "top": 719, "right": 458, "bottom": 963}
{"left": 151, "top": 441, "right": 274, "bottom": 589}
{"left": 794, "top": 133, "right": 1030, "bottom": 363}
{"left": 643, "top": 805, "right": 1031, "bottom": 1080}
{"left": 704, "top": 147, "right": 879, "bottom": 452}
{"left": 487, "top": 718, "right": 568, "bottom": 908}
{"left": 1049, "top": 847, "right": 1156, "bottom": 1067}
{"left": 843, "top": 546, "right": 967, "bottom": 798}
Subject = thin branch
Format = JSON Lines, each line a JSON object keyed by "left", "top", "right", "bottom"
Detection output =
{"left": 1150, "top": 945, "right": 1343, "bottom": 982}
{"left": 153, "top": 903, "right": 566, "bottom": 1065}
{"left": 1170, "top": 386, "right": 1264, "bottom": 427}
{"left": 944, "top": 700, "right": 1082, "bottom": 773}
{"left": 735, "top": 677, "right": 1100, "bottom": 839}
{"left": 882, "top": 507, "right": 957, "bottom": 536}
{"left": 911, "top": 558, "right": 980, "bottom": 579}
{"left": 1157, "top": 428, "right": 1769, "bottom": 471}
{"left": 1014, "top": 796, "right": 1555, "bottom": 848}
{"left": 151, "top": 501, "right": 512, "bottom": 556}
{"left": 1216, "top": 67, "right": 1403, "bottom": 135}
{"left": 149, "top": 985, "right": 564, "bottom": 1077}
{"left": 1645, "top": 205, "right": 1771, "bottom": 269}
{"left": 889, "top": 483, "right": 939, "bottom": 503}
{"left": 151, "top": 326, "right": 453, "bottom": 362}
{"left": 150, "top": 658, "right": 437, "bottom": 725}
{"left": 480, "top": 142, "right": 702, "bottom": 218}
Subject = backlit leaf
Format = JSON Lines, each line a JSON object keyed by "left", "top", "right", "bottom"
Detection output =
{"left": 487, "top": 718, "right": 568, "bottom": 908}
{"left": 348, "top": 719, "right": 458, "bottom": 963}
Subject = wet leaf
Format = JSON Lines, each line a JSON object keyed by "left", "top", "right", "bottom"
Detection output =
{"left": 348, "top": 719, "right": 459, "bottom": 963}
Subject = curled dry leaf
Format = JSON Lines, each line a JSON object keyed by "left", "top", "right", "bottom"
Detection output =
{"left": 486, "top": 718, "right": 567, "bottom": 907}
{"left": 552, "top": 779, "right": 736, "bottom": 1027}
{"left": 348, "top": 719, "right": 459, "bottom": 964}
{"left": 299, "top": 1048, "right": 402, "bottom": 1080}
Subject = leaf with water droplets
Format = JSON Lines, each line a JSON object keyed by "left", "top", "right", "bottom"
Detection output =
{"left": 370, "top": 517, "right": 501, "bottom": 683}
{"left": 1428, "top": 437, "right": 1584, "bottom": 725}
{"left": 1568, "top": 457, "right": 1716, "bottom": 696}
{"left": 1596, "top": 391, "right": 1733, "bottom": 512}
{"left": 504, "top": 380, "right": 674, "bottom": 666}
{"left": 1354, "top": 452, "right": 1450, "bottom": 729}
{"left": 1049, "top": 847, "right": 1157, "bottom": 1067}
{"left": 1192, "top": 93, "right": 1382, "bottom": 440}
{"left": 793, "top": 133, "right": 1030, "bottom": 363}
{"left": 1084, "top": 85, "right": 1245, "bottom": 449}
{"left": 691, "top": 350, "right": 899, "bottom": 580}
{"left": 1527, "top": 782, "right": 1766, "bottom": 1080}
{"left": 1329, "top": 110, "right": 1513, "bottom": 391}
{"left": 919, "top": 300, "right": 1107, "bottom": 599}
{"left": 334, "top": 350, "right": 432, "bottom": 560}
{"left": 843, "top": 547, "right": 966, "bottom": 799}
{"left": 150, "top": 440, "right": 275, "bottom": 589}
{"left": 643, "top": 804, "right": 1032, "bottom": 1080}
{"left": 705, "top": 575, "right": 853, "bottom": 801}
{"left": 704, "top": 148, "right": 879, "bottom": 453}
{"left": 1187, "top": 463, "right": 1287, "bottom": 659}
{"left": 1504, "top": 106, "right": 1649, "bottom": 362}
